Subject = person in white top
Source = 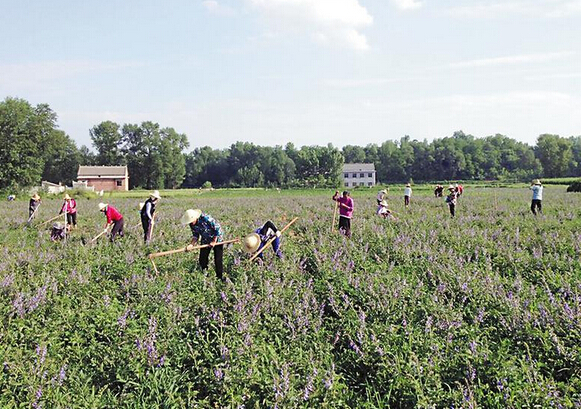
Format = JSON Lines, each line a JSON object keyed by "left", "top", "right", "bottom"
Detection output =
{"left": 377, "top": 189, "right": 387, "bottom": 205}
{"left": 530, "top": 179, "right": 543, "bottom": 215}
{"left": 404, "top": 183, "right": 412, "bottom": 207}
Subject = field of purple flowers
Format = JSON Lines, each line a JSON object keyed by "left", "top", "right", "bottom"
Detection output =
{"left": 1, "top": 186, "right": 580, "bottom": 408}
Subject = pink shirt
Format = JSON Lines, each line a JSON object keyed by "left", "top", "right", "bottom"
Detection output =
{"left": 105, "top": 205, "right": 123, "bottom": 224}
{"left": 334, "top": 196, "right": 354, "bottom": 218}
{"left": 61, "top": 199, "right": 77, "bottom": 214}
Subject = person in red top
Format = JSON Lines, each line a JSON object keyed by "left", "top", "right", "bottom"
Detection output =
{"left": 332, "top": 190, "right": 354, "bottom": 238}
{"left": 60, "top": 194, "right": 77, "bottom": 228}
{"left": 98, "top": 203, "right": 124, "bottom": 242}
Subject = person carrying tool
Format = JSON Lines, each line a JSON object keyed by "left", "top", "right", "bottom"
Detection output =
{"left": 243, "top": 221, "right": 283, "bottom": 260}
{"left": 333, "top": 190, "right": 354, "bottom": 238}
{"left": 29, "top": 193, "right": 41, "bottom": 220}
{"left": 141, "top": 190, "right": 161, "bottom": 243}
{"left": 99, "top": 203, "right": 124, "bottom": 242}
{"left": 60, "top": 194, "right": 77, "bottom": 228}
{"left": 181, "top": 209, "right": 225, "bottom": 280}
{"left": 445, "top": 185, "right": 458, "bottom": 217}
{"left": 530, "top": 179, "right": 543, "bottom": 215}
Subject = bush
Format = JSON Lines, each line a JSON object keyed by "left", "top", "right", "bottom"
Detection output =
{"left": 566, "top": 181, "right": 581, "bottom": 192}
{"left": 202, "top": 181, "right": 212, "bottom": 189}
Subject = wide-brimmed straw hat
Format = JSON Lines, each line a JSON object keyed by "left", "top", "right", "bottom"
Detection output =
{"left": 243, "top": 233, "right": 261, "bottom": 253}
{"left": 380, "top": 189, "right": 387, "bottom": 194}
{"left": 53, "top": 222, "right": 63, "bottom": 229}
{"left": 31, "top": 193, "right": 40, "bottom": 200}
{"left": 405, "top": 183, "right": 411, "bottom": 187}
{"left": 98, "top": 203, "right": 108, "bottom": 211}
{"left": 181, "top": 209, "right": 201, "bottom": 225}
{"left": 64, "top": 194, "right": 71, "bottom": 200}
{"left": 448, "top": 185, "right": 455, "bottom": 190}
{"left": 533, "top": 179, "right": 542, "bottom": 185}
{"left": 138, "top": 202, "right": 144, "bottom": 210}
{"left": 150, "top": 190, "right": 161, "bottom": 200}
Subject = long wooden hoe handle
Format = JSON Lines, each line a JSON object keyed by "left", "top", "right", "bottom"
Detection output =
{"left": 248, "top": 217, "right": 299, "bottom": 262}
{"left": 90, "top": 228, "right": 109, "bottom": 243}
{"left": 27, "top": 203, "right": 41, "bottom": 224}
{"left": 331, "top": 201, "right": 338, "bottom": 232}
{"left": 148, "top": 238, "right": 240, "bottom": 259}
{"left": 38, "top": 213, "right": 62, "bottom": 227}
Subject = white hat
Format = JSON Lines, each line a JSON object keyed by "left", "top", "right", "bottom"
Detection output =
{"left": 150, "top": 190, "right": 161, "bottom": 200}
{"left": 533, "top": 179, "right": 542, "bottom": 185}
{"left": 406, "top": 183, "right": 411, "bottom": 187}
{"left": 98, "top": 203, "right": 108, "bottom": 211}
{"left": 448, "top": 185, "right": 455, "bottom": 190}
{"left": 181, "top": 209, "right": 201, "bottom": 225}
{"left": 53, "top": 222, "right": 63, "bottom": 229}
{"left": 64, "top": 194, "right": 71, "bottom": 200}
{"left": 243, "top": 233, "right": 261, "bottom": 253}
{"left": 380, "top": 189, "right": 387, "bottom": 194}
{"left": 138, "top": 202, "right": 144, "bottom": 210}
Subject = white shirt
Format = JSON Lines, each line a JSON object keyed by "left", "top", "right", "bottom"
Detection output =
{"left": 404, "top": 187, "right": 412, "bottom": 197}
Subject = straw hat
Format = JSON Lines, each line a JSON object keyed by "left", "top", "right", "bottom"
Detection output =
{"left": 533, "top": 179, "right": 542, "bottom": 185}
{"left": 64, "top": 194, "right": 71, "bottom": 200}
{"left": 150, "top": 190, "right": 161, "bottom": 200}
{"left": 380, "top": 189, "right": 387, "bottom": 194}
{"left": 448, "top": 185, "right": 455, "bottom": 190}
{"left": 53, "top": 222, "right": 63, "bottom": 229}
{"left": 31, "top": 193, "right": 40, "bottom": 200}
{"left": 181, "top": 209, "right": 201, "bottom": 225}
{"left": 380, "top": 200, "right": 388, "bottom": 207}
{"left": 243, "top": 233, "right": 261, "bottom": 253}
{"left": 98, "top": 203, "right": 108, "bottom": 211}
{"left": 405, "top": 183, "right": 411, "bottom": 187}
{"left": 138, "top": 202, "right": 144, "bottom": 210}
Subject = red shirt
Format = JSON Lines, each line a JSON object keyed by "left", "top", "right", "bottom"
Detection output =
{"left": 61, "top": 199, "right": 77, "bottom": 214}
{"left": 105, "top": 205, "right": 123, "bottom": 223}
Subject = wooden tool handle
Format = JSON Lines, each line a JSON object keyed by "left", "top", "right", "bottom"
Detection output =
{"left": 248, "top": 217, "right": 298, "bottom": 262}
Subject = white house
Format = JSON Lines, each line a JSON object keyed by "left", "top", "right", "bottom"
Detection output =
{"left": 342, "top": 163, "right": 376, "bottom": 188}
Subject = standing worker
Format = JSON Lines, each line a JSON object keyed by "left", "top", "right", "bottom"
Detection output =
{"left": 141, "top": 190, "right": 161, "bottom": 243}
{"left": 446, "top": 185, "right": 458, "bottom": 217}
{"left": 181, "top": 209, "right": 225, "bottom": 281}
{"left": 530, "top": 179, "right": 543, "bottom": 215}
{"left": 60, "top": 194, "right": 77, "bottom": 228}
{"left": 333, "top": 190, "right": 354, "bottom": 238}
{"left": 99, "top": 203, "right": 124, "bottom": 242}
{"left": 243, "top": 221, "right": 283, "bottom": 260}
{"left": 29, "top": 193, "right": 41, "bottom": 221}
{"left": 404, "top": 183, "right": 412, "bottom": 208}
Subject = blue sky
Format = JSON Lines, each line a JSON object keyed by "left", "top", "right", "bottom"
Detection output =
{"left": 1, "top": 0, "right": 580, "bottom": 149}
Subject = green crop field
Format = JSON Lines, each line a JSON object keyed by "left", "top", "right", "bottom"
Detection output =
{"left": 1, "top": 186, "right": 580, "bottom": 408}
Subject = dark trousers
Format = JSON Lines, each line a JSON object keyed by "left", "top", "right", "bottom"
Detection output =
{"left": 141, "top": 216, "right": 152, "bottom": 243}
{"left": 66, "top": 212, "right": 77, "bottom": 226}
{"left": 449, "top": 203, "right": 455, "bottom": 217}
{"left": 110, "top": 218, "right": 124, "bottom": 242}
{"left": 199, "top": 244, "right": 224, "bottom": 280}
{"left": 338, "top": 216, "right": 351, "bottom": 238}
{"left": 404, "top": 196, "right": 410, "bottom": 206}
{"left": 531, "top": 199, "right": 542, "bottom": 215}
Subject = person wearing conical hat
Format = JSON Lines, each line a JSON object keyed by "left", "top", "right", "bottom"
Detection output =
{"left": 404, "top": 183, "right": 412, "bottom": 207}
{"left": 445, "top": 185, "right": 458, "bottom": 217}
{"left": 50, "top": 221, "right": 69, "bottom": 241}
{"left": 243, "top": 221, "right": 283, "bottom": 260}
{"left": 530, "top": 179, "right": 543, "bottom": 215}
{"left": 377, "top": 188, "right": 388, "bottom": 205}
{"left": 181, "top": 209, "right": 225, "bottom": 280}
{"left": 29, "top": 193, "right": 41, "bottom": 220}
{"left": 376, "top": 199, "right": 395, "bottom": 220}
{"left": 140, "top": 190, "right": 161, "bottom": 243}
{"left": 60, "top": 193, "right": 77, "bottom": 228}
{"left": 434, "top": 185, "right": 443, "bottom": 197}
{"left": 99, "top": 203, "right": 124, "bottom": 242}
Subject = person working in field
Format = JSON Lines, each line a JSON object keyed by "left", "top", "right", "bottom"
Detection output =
{"left": 530, "top": 179, "right": 543, "bottom": 215}
{"left": 141, "top": 190, "right": 161, "bottom": 243}
{"left": 99, "top": 203, "right": 124, "bottom": 242}
{"left": 29, "top": 193, "right": 41, "bottom": 220}
{"left": 60, "top": 194, "right": 77, "bottom": 228}
{"left": 434, "top": 185, "right": 444, "bottom": 197}
{"left": 404, "top": 183, "right": 412, "bottom": 207}
{"left": 333, "top": 190, "right": 354, "bottom": 238}
{"left": 243, "top": 221, "right": 283, "bottom": 260}
{"left": 445, "top": 185, "right": 458, "bottom": 217}
{"left": 456, "top": 183, "right": 464, "bottom": 197}
{"left": 376, "top": 200, "right": 396, "bottom": 220}
{"left": 376, "top": 189, "right": 387, "bottom": 205}
{"left": 182, "top": 209, "right": 225, "bottom": 281}
{"left": 50, "top": 222, "right": 69, "bottom": 241}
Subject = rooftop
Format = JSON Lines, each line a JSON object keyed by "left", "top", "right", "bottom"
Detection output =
{"left": 343, "top": 163, "right": 376, "bottom": 172}
{"left": 78, "top": 166, "right": 128, "bottom": 178}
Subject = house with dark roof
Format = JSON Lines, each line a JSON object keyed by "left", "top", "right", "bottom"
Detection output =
{"left": 342, "top": 163, "right": 376, "bottom": 187}
{"left": 77, "top": 166, "right": 129, "bottom": 191}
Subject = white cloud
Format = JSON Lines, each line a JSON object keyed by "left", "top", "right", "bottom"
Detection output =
{"left": 202, "top": 1, "right": 236, "bottom": 16}
{"left": 447, "top": 51, "right": 575, "bottom": 69}
{"left": 323, "top": 76, "right": 427, "bottom": 87}
{"left": 390, "top": 0, "right": 423, "bottom": 11}
{"left": 245, "top": 0, "right": 373, "bottom": 50}
{"left": 446, "top": 0, "right": 581, "bottom": 18}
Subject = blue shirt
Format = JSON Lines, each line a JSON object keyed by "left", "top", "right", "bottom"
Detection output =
{"left": 530, "top": 185, "right": 543, "bottom": 200}
{"left": 190, "top": 213, "right": 224, "bottom": 244}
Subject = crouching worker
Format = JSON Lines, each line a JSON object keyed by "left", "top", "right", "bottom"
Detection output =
{"left": 181, "top": 209, "right": 225, "bottom": 281}
{"left": 243, "top": 221, "right": 283, "bottom": 260}
{"left": 376, "top": 200, "right": 396, "bottom": 220}
{"left": 51, "top": 222, "right": 69, "bottom": 241}
{"left": 99, "top": 203, "right": 124, "bottom": 242}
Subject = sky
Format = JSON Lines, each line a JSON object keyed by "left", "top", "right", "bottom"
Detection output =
{"left": 1, "top": 0, "right": 580, "bottom": 150}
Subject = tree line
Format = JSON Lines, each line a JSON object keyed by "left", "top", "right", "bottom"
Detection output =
{"left": 1, "top": 97, "right": 579, "bottom": 190}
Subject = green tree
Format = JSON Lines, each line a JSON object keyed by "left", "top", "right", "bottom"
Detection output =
{"left": 41, "top": 130, "right": 81, "bottom": 184}
{"left": 90, "top": 121, "right": 124, "bottom": 166}
{"left": 160, "top": 127, "right": 189, "bottom": 189}
{"left": 535, "top": 134, "right": 573, "bottom": 178}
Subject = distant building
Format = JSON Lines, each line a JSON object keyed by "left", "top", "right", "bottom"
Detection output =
{"left": 77, "top": 166, "right": 129, "bottom": 191}
{"left": 342, "top": 163, "right": 376, "bottom": 187}
{"left": 41, "top": 180, "right": 66, "bottom": 194}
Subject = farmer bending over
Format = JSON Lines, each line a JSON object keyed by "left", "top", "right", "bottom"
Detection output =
{"left": 182, "top": 209, "right": 225, "bottom": 281}
{"left": 29, "top": 193, "right": 41, "bottom": 220}
{"left": 99, "top": 203, "right": 124, "bottom": 242}
{"left": 333, "top": 190, "right": 354, "bottom": 238}
{"left": 243, "top": 221, "right": 283, "bottom": 260}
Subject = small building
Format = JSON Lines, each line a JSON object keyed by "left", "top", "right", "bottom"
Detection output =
{"left": 342, "top": 163, "right": 376, "bottom": 188}
{"left": 41, "top": 180, "right": 66, "bottom": 194}
{"left": 77, "top": 166, "right": 129, "bottom": 191}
